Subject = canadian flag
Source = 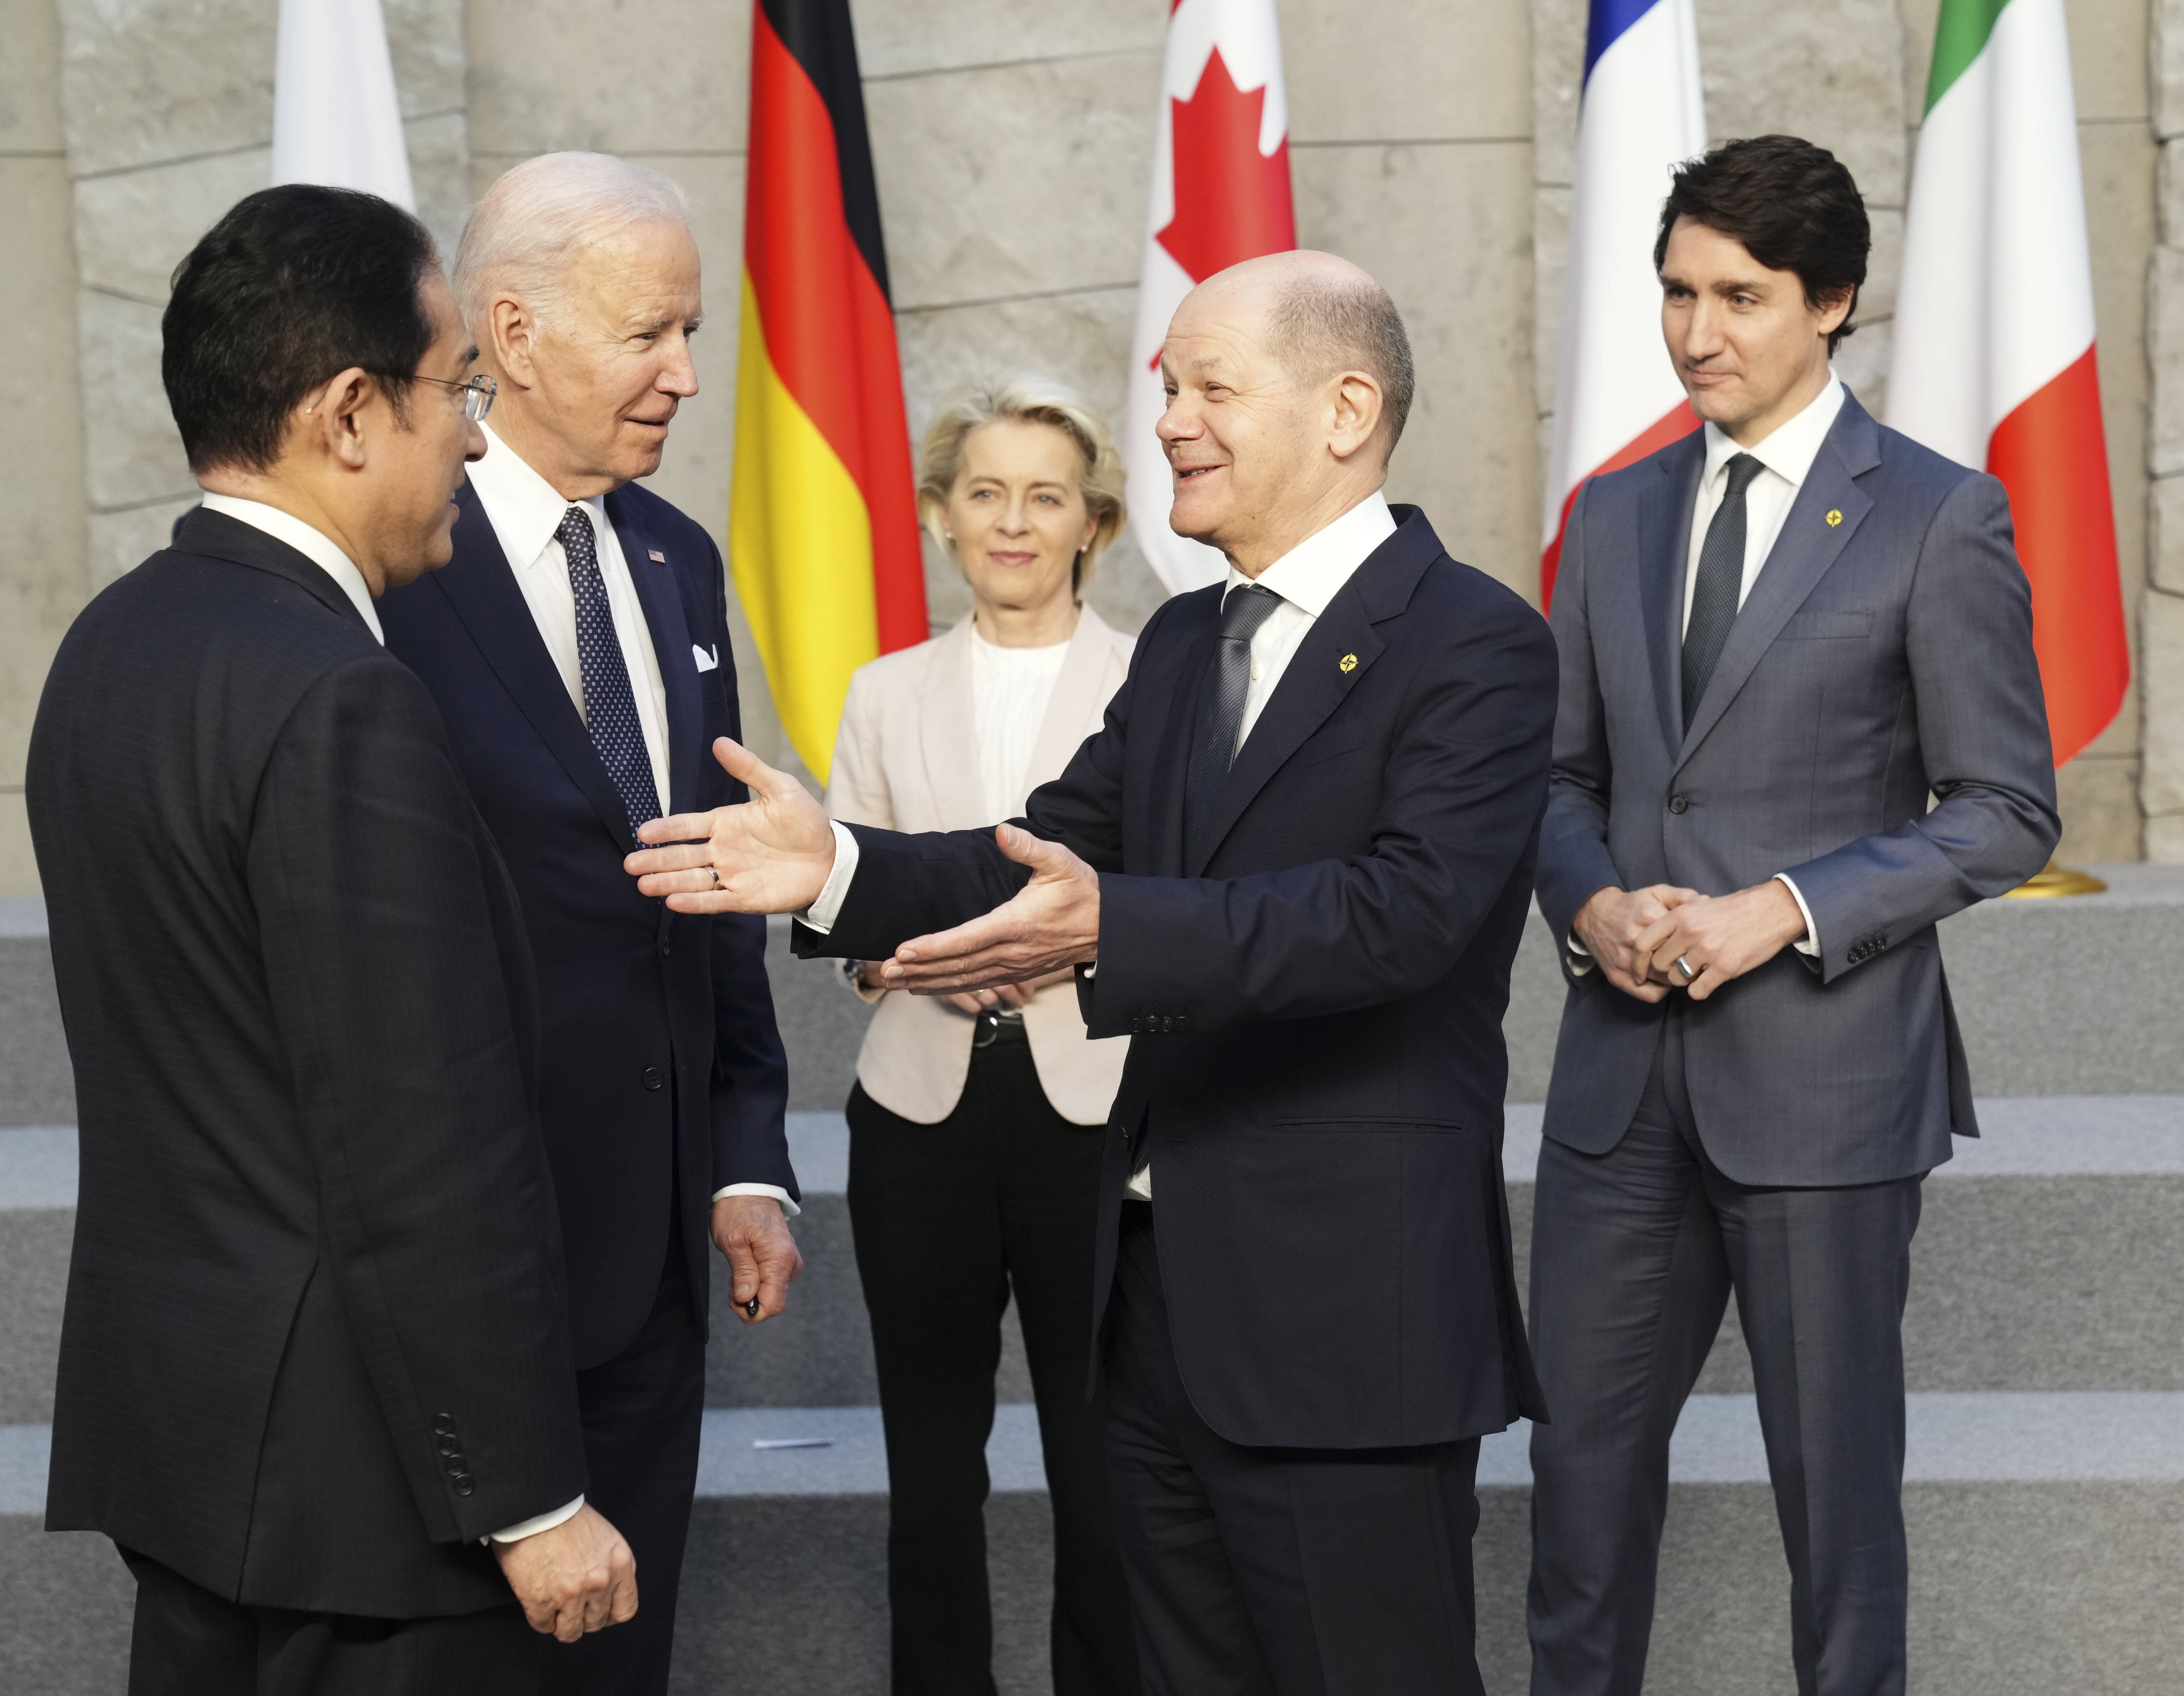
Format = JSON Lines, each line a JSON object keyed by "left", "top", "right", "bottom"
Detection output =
{"left": 1540, "top": 0, "right": 1706, "bottom": 609}
{"left": 1123, "top": 0, "right": 1297, "bottom": 595}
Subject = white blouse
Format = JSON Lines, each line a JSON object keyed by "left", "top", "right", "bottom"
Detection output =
{"left": 969, "top": 621, "right": 1074, "bottom": 821}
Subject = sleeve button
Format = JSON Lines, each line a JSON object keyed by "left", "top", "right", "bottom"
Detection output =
{"left": 1667, "top": 795, "right": 1689, "bottom": 814}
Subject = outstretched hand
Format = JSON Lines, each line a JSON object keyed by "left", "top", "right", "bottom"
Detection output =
{"left": 625, "top": 738, "right": 835, "bottom": 915}
{"left": 879, "top": 824, "right": 1101, "bottom": 996}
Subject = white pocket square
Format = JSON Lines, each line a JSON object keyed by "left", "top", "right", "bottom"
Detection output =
{"left": 692, "top": 644, "right": 719, "bottom": 673}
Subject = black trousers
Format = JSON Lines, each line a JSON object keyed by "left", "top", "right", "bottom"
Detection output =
{"left": 541, "top": 1226, "right": 707, "bottom": 1696}
{"left": 1527, "top": 1007, "right": 1924, "bottom": 1696}
{"left": 1105, "top": 1200, "right": 1487, "bottom": 1696}
{"left": 122, "top": 1548, "right": 535, "bottom": 1696}
{"left": 847, "top": 1024, "right": 1140, "bottom": 1696}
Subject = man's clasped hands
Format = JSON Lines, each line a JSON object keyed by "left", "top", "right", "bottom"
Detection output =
{"left": 1568, "top": 877, "right": 1809, "bottom": 1003}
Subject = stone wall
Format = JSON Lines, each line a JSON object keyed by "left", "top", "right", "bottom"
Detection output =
{"left": 0, "top": 0, "right": 2164, "bottom": 889}
{"left": 2147, "top": 0, "right": 2184, "bottom": 857}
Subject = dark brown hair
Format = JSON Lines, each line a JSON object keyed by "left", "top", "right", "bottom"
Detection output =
{"left": 1654, "top": 135, "right": 1869, "bottom": 354}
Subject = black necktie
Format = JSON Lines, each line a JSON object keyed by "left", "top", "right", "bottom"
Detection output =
{"left": 1185, "top": 584, "right": 1282, "bottom": 853}
{"left": 1681, "top": 453, "right": 1766, "bottom": 728}
{"left": 558, "top": 507, "right": 662, "bottom": 836}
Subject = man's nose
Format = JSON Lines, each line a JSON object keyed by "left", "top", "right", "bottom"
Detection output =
{"left": 1156, "top": 399, "right": 1198, "bottom": 443}
{"left": 660, "top": 340, "right": 700, "bottom": 398}
{"left": 463, "top": 418, "right": 487, "bottom": 461}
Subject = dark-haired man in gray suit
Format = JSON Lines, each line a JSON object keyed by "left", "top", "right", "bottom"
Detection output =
{"left": 1527, "top": 136, "right": 2058, "bottom": 1696}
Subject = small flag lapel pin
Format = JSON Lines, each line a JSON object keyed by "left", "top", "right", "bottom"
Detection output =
{"left": 648, "top": 548, "right": 667, "bottom": 562}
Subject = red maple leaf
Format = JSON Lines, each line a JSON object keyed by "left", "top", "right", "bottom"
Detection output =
{"left": 1155, "top": 48, "right": 1296, "bottom": 284}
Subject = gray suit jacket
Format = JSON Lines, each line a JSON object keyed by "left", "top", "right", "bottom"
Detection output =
{"left": 1536, "top": 391, "right": 2059, "bottom": 1186}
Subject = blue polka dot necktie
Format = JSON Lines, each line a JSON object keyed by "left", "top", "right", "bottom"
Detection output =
{"left": 558, "top": 506, "right": 662, "bottom": 836}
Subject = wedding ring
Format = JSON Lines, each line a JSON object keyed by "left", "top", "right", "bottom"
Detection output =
{"left": 1675, "top": 955, "right": 1697, "bottom": 982}
{"left": 708, "top": 866, "right": 722, "bottom": 887}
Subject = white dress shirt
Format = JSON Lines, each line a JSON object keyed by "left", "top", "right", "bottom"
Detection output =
{"left": 803, "top": 491, "right": 1401, "bottom": 1201}
{"left": 1568, "top": 376, "right": 1841, "bottom": 971}
{"left": 198, "top": 494, "right": 384, "bottom": 641}
{"left": 465, "top": 430, "right": 798, "bottom": 1224}
{"left": 969, "top": 624, "right": 1074, "bottom": 820}
{"left": 466, "top": 425, "right": 674, "bottom": 813}
{"left": 199, "top": 490, "right": 583, "bottom": 1546}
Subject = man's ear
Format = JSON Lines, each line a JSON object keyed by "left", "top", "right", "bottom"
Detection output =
{"left": 1327, "top": 370, "right": 1385, "bottom": 464}
{"left": 300, "top": 367, "right": 376, "bottom": 472}
{"left": 490, "top": 293, "right": 543, "bottom": 388}
{"left": 1814, "top": 284, "right": 1856, "bottom": 339}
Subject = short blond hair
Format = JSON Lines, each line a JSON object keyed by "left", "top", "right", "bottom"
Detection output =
{"left": 916, "top": 378, "right": 1126, "bottom": 592}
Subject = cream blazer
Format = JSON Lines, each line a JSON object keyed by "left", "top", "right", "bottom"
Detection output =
{"left": 825, "top": 607, "right": 1135, "bottom": 1125}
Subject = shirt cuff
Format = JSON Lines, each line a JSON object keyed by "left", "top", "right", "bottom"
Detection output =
{"left": 488, "top": 1495, "right": 584, "bottom": 1545}
{"left": 1564, "top": 932, "right": 1597, "bottom": 975}
{"left": 1774, "top": 874, "right": 1819, "bottom": 956}
{"left": 711, "top": 1182, "right": 801, "bottom": 1219}
{"left": 799, "top": 820, "right": 859, "bottom": 935}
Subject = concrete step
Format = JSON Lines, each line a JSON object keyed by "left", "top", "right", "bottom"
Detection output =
{"left": 9, "top": 868, "right": 2184, "bottom": 1124}
{"left": 3, "top": 1101, "right": 2180, "bottom": 1426}
{"left": 5, "top": 1394, "right": 2181, "bottom": 1696}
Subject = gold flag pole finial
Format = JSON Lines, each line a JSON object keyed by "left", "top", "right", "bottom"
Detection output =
{"left": 2002, "top": 860, "right": 2108, "bottom": 899}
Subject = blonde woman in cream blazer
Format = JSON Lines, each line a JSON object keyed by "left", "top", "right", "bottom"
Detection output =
{"left": 826, "top": 380, "right": 1141, "bottom": 1696}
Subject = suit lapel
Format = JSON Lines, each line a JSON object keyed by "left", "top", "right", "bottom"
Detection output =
{"left": 1676, "top": 396, "right": 1882, "bottom": 766}
{"left": 1183, "top": 516, "right": 1435, "bottom": 877}
{"left": 431, "top": 488, "right": 637, "bottom": 853}
{"left": 1152, "top": 595, "right": 1222, "bottom": 875}
{"left": 172, "top": 508, "right": 375, "bottom": 636}
{"left": 1640, "top": 436, "right": 1705, "bottom": 756}
{"left": 919, "top": 617, "right": 986, "bottom": 826}
{"left": 607, "top": 491, "right": 701, "bottom": 817}
{"left": 1024, "top": 605, "right": 1118, "bottom": 791}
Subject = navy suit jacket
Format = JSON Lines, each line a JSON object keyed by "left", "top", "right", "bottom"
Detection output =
{"left": 796, "top": 508, "right": 1556, "bottom": 1449}
{"left": 381, "top": 480, "right": 794, "bottom": 1368}
{"left": 1536, "top": 391, "right": 2059, "bottom": 1186}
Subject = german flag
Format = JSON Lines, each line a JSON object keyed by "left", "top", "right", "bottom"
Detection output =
{"left": 732, "top": 0, "right": 924, "bottom": 782}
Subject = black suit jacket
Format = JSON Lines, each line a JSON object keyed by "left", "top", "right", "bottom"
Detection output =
{"left": 798, "top": 508, "right": 1556, "bottom": 1448}
{"left": 27, "top": 510, "right": 587, "bottom": 1616}
{"left": 379, "top": 481, "right": 794, "bottom": 1366}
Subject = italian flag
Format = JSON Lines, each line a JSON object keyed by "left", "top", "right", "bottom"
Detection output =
{"left": 731, "top": 0, "right": 925, "bottom": 783}
{"left": 1889, "top": 0, "right": 2129, "bottom": 765}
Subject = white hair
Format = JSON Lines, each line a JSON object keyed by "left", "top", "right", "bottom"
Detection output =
{"left": 454, "top": 151, "right": 690, "bottom": 333}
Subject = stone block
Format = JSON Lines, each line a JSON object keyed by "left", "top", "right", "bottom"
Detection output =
{"left": 2162, "top": 137, "right": 2184, "bottom": 249}
{"left": 55, "top": 0, "right": 273, "bottom": 178}
{"left": 71, "top": 149, "right": 269, "bottom": 305}
{"left": 1280, "top": 0, "right": 1531, "bottom": 144}
{"left": 1296, "top": 140, "right": 1540, "bottom": 598}
{"left": 2149, "top": 246, "right": 2184, "bottom": 477}
{"left": 895, "top": 284, "right": 1136, "bottom": 440}
{"left": 2140, "top": 586, "right": 2184, "bottom": 817}
{"left": 1533, "top": 183, "right": 1568, "bottom": 419}
{"left": 0, "top": 799, "right": 36, "bottom": 900}
{"left": 1530, "top": 0, "right": 1584, "bottom": 189}
{"left": 1836, "top": 318, "right": 1894, "bottom": 421}
{"left": 2160, "top": 0, "right": 2184, "bottom": 138}
{"left": 0, "top": 0, "right": 65, "bottom": 152}
{"left": 2149, "top": 811, "right": 2184, "bottom": 860}
{"left": 2056, "top": 751, "right": 2147, "bottom": 862}
{"left": 2153, "top": 472, "right": 2184, "bottom": 594}
{"left": 0, "top": 157, "right": 86, "bottom": 791}
{"left": 853, "top": 0, "right": 1165, "bottom": 81}
{"left": 86, "top": 498, "right": 195, "bottom": 593}
{"left": 866, "top": 52, "right": 1157, "bottom": 311}
{"left": 2064, "top": 0, "right": 2153, "bottom": 123}
{"left": 1696, "top": 0, "right": 1908, "bottom": 207}
{"left": 2083, "top": 122, "right": 2157, "bottom": 619}
{"left": 75, "top": 290, "right": 188, "bottom": 513}
{"left": 381, "top": 0, "right": 466, "bottom": 118}
{"left": 468, "top": 0, "right": 750, "bottom": 157}
{"left": 405, "top": 110, "right": 471, "bottom": 261}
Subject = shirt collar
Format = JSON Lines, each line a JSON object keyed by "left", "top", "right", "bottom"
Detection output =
{"left": 198, "top": 493, "right": 383, "bottom": 642}
{"left": 1223, "top": 491, "right": 1398, "bottom": 617}
{"left": 466, "top": 422, "right": 607, "bottom": 569}
{"left": 1700, "top": 372, "right": 1845, "bottom": 491}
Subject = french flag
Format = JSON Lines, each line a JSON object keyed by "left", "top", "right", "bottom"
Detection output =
{"left": 1540, "top": 0, "right": 1706, "bottom": 610}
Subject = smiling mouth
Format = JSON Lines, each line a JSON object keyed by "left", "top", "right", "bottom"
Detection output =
{"left": 1173, "top": 464, "right": 1223, "bottom": 481}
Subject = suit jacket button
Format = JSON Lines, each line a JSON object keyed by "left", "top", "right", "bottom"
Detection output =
{"left": 1129, "top": 1018, "right": 1143, "bottom": 1035}
{"left": 1175, "top": 1014, "right": 1191, "bottom": 1032}
{"left": 1159, "top": 1016, "right": 1173, "bottom": 1033}
{"left": 432, "top": 1414, "right": 457, "bottom": 1436}
{"left": 642, "top": 1066, "right": 665, "bottom": 1091}
{"left": 452, "top": 1477, "right": 476, "bottom": 1498}
{"left": 1668, "top": 794, "right": 1689, "bottom": 814}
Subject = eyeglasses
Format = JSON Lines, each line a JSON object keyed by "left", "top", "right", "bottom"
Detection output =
{"left": 406, "top": 372, "right": 498, "bottom": 421}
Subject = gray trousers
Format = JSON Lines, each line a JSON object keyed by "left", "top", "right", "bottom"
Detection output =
{"left": 1527, "top": 1009, "right": 1924, "bottom": 1696}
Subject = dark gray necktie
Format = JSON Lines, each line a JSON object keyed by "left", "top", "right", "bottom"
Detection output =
{"left": 1185, "top": 584, "right": 1283, "bottom": 846}
{"left": 1681, "top": 453, "right": 1766, "bottom": 728}
{"left": 558, "top": 506, "right": 662, "bottom": 836}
